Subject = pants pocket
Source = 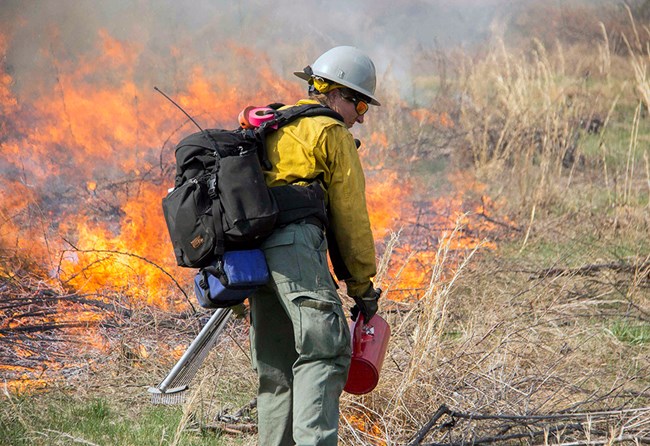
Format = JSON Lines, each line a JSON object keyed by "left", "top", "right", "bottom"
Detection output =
{"left": 294, "top": 297, "right": 351, "bottom": 361}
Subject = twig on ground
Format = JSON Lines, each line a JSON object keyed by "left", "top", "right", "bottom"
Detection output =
{"left": 201, "top": 422, "right": 257, "bottom": 435}
{"left": 59, "top": 239, "right": 193, "bottom": 310}
{"left": 529, "top": 259, "right": 650, "bottom": 280}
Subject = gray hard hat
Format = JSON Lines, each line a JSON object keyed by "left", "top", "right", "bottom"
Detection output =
{"left": 294, "top": 46, "right": 380, "bottom": 106}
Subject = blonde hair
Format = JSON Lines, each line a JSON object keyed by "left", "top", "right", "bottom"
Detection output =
{"left": 308, "top": 88, "right": 341, "bottom": 109}
{"left": 309, "top": 90, "right": 329, "bottom": 105}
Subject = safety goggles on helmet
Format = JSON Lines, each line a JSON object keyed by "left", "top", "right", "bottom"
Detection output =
{"left": 340, "top": 91, "right": 370, "bottom": 116}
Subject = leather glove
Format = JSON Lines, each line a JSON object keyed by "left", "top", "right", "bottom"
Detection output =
{"left": 351, "top": 285, "right": 381, "bottom": 324}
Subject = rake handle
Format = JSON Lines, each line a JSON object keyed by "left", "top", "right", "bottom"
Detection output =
{"left": 157, "top": 307, "right": 232, "bottom": 392}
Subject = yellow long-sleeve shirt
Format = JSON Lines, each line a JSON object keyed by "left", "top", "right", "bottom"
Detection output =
{"left": 264, "top": 99, "right": 376, "bottom": 297}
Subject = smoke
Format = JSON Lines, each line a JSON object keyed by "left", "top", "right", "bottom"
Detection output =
{"left": 2, "top": 0, "right": 623, "bottom": 104}
{"left": 1, "top": 0, "right": 526, "bottom": 98}
{"left": 0, "top": 0, "right": 615, "bottom": 194}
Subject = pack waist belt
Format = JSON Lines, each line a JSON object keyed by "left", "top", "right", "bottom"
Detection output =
{"left": 300, "top": 216, "right": 325, "bottom": 230}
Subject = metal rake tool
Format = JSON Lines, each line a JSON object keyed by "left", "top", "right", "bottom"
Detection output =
{"left": 148, "top": 308, "right": 232, "bottom": 405}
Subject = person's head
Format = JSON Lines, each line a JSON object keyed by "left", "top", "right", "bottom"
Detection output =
{"left": 294, "top": 46, "right": 380, "bottom": 128}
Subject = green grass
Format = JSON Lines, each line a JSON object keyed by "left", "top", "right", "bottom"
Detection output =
{"left": 580, "top": 118, "right": 650, "bottom": 168}
{"left": 608, "top": 320, "right": 650, "bottom": 346}
{"left": 0, "top": 392, "right": 231, "bottom": 446}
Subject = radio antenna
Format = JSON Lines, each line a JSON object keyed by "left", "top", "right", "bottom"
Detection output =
{"left": 154, "top": 86, "right": 205, "bottom": 133}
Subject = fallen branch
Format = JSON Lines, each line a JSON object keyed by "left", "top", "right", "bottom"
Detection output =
{"left": 201, "top": 422, "right": 257, "bottom": 435}
{"left": 0, "top": 292, "right": 130, "bottom": 317}
{"left": 530, "top": 259, "right": 650, "bottom": 280}
{"left": 422, "top": 422, "right": 588, "bottom": 446}
{"left": 449, "top": 406, "right": 650, "bottom": 422}
{"left": 215, "top": 398, "right": 257, "bottom": 424}
{"left": 0, "top": 321, "right": 97, "bottom": 335}
{"left": 407, "top": 405, "right": 451, "bottom": 446}
{"left": 476, "top": 209, "right": 522, "bottom": 233}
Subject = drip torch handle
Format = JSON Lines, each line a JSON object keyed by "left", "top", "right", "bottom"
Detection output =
{"left": 352, "top": 313, "right": 365, "bottom": 356}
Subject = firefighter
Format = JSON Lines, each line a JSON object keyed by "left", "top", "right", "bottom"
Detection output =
{"left": 249, "top": 46, "right": 382, "bottom": 445}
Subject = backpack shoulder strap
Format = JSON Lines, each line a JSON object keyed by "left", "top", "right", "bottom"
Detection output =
{"left": 256, "top": 104, "right": 345, "bottom": 169}
{"left": 268, "top": 104, "right": 344, "bottom": 129}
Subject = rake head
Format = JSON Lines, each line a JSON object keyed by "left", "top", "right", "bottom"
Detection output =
{"left": 148, "top": 308, "right": 232, "bottom": 405}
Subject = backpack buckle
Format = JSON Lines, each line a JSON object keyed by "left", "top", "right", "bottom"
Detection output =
{"left": 214, "top": 258, "right": 229, "bottom": 287}
{"left": 207, "top": 174, "right": 218, "bottom": 199}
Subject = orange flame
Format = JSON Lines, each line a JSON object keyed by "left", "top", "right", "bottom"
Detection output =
{"left": 0, "top": 28, "right": 510, "bottom": 390}
{"left": 365, "top": 168, "right": 501, "bottom": 299}
{"left": 0, "top": 30, "right": 304, "bottom": 309}
{"left": 346, "top": 411, "right": 387, "bottom": 446}
{"left": 410, "top": 108, "right": 455, "bottom": 128}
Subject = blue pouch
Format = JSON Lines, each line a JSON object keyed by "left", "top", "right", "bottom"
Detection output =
{"left": 194, "top": 249, "right": 269, "bottom": 309}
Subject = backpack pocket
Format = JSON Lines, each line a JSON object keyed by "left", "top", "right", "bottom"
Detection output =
{"left": 162, "top": 179, "right": 217, "bottom": 268}
{"left": 218, "top": 150, "right": 278, "bottom": 245}
{"left": 194, "top": 249, "right": 269, "bottom": 308}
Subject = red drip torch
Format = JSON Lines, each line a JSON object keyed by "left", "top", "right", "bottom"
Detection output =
{"left": 344, "top": 313, "right": 391, "bottom": 395}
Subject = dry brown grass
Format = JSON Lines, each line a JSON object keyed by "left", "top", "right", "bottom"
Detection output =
{"left": 332, "top": 214, "right": 649, "bottom": 445}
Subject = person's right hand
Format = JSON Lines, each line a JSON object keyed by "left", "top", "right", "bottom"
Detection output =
{"left": 351, "top": 286, "right": 381, "bottom": 323}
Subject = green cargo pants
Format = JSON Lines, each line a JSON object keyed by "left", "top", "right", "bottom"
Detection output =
{"left": 250, "top": 222, "right": 352, "bottom": 446}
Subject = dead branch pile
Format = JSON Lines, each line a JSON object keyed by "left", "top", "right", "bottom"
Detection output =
{"left": 0, "top": 270, "right": 205, "bottom": 390}
{"left": 0, "top": 274, "right": 114, "bottom": 381}
{"left": 408, "top": 404, "right": 650, "bottom": 445}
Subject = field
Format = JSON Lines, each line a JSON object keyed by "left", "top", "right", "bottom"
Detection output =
{"left": 1, "top": 2, "right": 650, "bottom": 445}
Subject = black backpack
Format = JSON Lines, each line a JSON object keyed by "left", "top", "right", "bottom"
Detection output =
{"left": 162, "top": 103, "right": 343, "bottom": 269}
